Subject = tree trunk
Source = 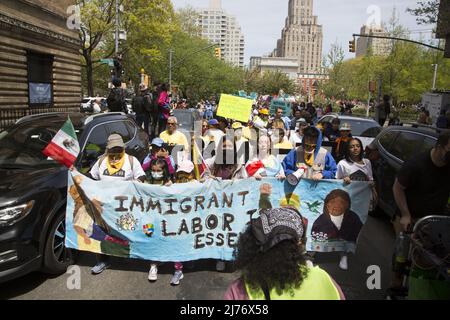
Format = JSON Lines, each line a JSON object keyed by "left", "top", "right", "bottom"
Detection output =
{"left": 83, "top": 50, "right": 94, "bottom": 97}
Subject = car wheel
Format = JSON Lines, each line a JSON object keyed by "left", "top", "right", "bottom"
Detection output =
{"left": 42, "top": 212, "right": 74, "bottom": 274}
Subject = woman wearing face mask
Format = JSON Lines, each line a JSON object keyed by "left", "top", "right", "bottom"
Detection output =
{"left": 146, "top": 158, "right": 173, "bottom": 283}
{"left": 245, "top": 135, "right": 285, "bottom": 180}
{"left": 87, "top": 134, "right": 146, "bottom": 275}
{"left": 205, "top": 136, "right": 246, "bottom": 180}
{"left": 146, "top": 158, "right": 172, "bottom": 186}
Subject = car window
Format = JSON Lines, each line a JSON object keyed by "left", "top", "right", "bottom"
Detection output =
{"left": 106, "top": 121, "right": 133, "bottom": 143}
{"left": 359, "top": 126, "right": 382, "bottom": 138}
{"left": 345, "top": 119, "right": 380, "bottom": 136}
{"left": 125, "top": 120, "right": 137, "bottom": 139}
{"left": 389, "top": 132, "right": 424, "bottom": 162}
{"left": 320, "top": 116, "right": 333, "bottom": 124}
{"left": 79, "top": 125, "right": 109, "bottom": 173}
{"left": 378, "top": 130, "right": 398, "bottom": 152}
{"left": 423, "top": 136, "right": 437, "bottom": 151}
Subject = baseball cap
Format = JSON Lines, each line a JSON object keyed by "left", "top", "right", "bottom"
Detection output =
{"left": 339, "top": 123, "right": 352, "bottom": 131}
{"left": 251, "top": 207, "right": 305, "bottom": 253}
{"left": 176, "top": 160, "right": 195, "bottom": 174}
{"left": 208, "top": 119, "right": 219, "bottom": 126}
{"left": 151, "top": 138, "right": 165, "bottom": 148}
{"left": 259, "top": 108, "right": 269, "bottom": 116}
{"left": 296, "top": 118, "right": 307, "bottom": 125}
{"left": 232, "top": 122, "right": 243, "bottom": 130}
{"left": 106, "top": 134, "right": 125, "bottom": 150}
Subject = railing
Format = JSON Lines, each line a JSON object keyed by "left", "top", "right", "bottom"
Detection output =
{"left": 0, "top": 107, "right": 77, "bottom": 131}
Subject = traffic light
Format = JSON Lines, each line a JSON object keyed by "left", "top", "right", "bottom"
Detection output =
{"left": 214, "top": 47, "right": 221, "bottom": 59}
{"left": 349, "top": 39, "right": 356, "bottom": 53}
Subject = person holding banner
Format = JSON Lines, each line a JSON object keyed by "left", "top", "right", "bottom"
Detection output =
{"left": 145, "top": 158, "right": 173, "bottom": 186}
{"left": 282, "top": 127, "right": 337, "bottom": 183}
{"left": 224, "top": 184, "right": 344, "bottom": 300}
{"left": 87, "top": 134, "right": 146, "bottom": 275}
{"left": 205, "top": 136, "right": 246, "bottom": 180}
{"left": 142, "top": 138, "right": 176, "bottom": 177}
{"left": 245, "top": 135, "right": 285, "bottom": 180}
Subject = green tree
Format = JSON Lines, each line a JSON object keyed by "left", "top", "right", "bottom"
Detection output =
{"left": 407, "top": 0, "right": 440, "bottom": 25}
{"left": 78, "top": 0, "right": 176, "bottom": 96}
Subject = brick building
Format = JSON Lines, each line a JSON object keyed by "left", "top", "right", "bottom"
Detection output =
{"left": 0, "top": 0, "right": 81, "bottom": 129}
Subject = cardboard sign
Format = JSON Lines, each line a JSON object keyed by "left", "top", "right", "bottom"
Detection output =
{"left": 217, "top": 94, "right": 253, "bottom": 122}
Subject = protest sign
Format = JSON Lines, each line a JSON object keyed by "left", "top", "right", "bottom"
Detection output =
{"left": 66, "top": 173, "right": 371, "bottom": 262}
{"left": 217, "top": 94, "right": 253, "bottom": 123}
{"left": 270, "top": 98, "right": 292, "bottom": 117}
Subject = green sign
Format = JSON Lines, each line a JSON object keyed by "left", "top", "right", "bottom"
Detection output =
{"left": 270, "top": 98, "right": 292, "bottom": 117}
{"left": 100, "top": 59, "right": 114, "bottom": 67}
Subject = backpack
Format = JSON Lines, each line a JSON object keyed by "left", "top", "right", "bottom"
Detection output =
{"left": 107, "top": 88, "right": 127, "bottom": 113}
{"left": 142, "top": 93, "right": 153, "bottom": 113}
{"left": 132, "top": 96, "right": 145, "bottom": 114}
{"left": 150, "top": 91, "right": 159, "bottom": 113}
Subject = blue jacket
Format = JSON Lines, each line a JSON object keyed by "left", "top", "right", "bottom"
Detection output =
{"left": 282, "top": 128, "right": 337, "bottom": 179}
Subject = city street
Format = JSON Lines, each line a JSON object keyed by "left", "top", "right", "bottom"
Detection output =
{"left": 0, "top": 215, "right": 395, "bottom": 300}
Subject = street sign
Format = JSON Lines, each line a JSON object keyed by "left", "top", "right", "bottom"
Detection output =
{"left": 100, "top": 59, "right": 114, "bottom": 67}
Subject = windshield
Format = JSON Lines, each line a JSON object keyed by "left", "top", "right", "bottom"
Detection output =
{"left": 0, "top": 120, "right": 83, "bottom": 169}
{"left": 344, "top": 119, "right": 381, "bottom": 137}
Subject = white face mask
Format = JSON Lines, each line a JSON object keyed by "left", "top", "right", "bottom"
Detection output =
{"left": 152, "top": 172, "right": 164, "bottom": 180}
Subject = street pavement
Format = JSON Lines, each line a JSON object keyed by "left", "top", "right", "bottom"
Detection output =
{"left": 0, "top": 215, "right": 395, "bottom": 300}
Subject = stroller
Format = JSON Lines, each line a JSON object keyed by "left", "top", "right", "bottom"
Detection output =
{"left": 396, "top": 216, "right": 450, "bottom": 300}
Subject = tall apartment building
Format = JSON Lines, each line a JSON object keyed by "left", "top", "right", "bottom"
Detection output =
{"left": 197, "top": 0, "right": 245, "bottom": 68}
{"left": 356, "top": 25, "right": 391, "bottom": 57}
{"left": 276, "top": 0, "right": 323, "bottom": 74}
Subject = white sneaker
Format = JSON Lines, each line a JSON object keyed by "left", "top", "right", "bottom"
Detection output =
{"left": 339, "top": 255, "right": 348, "bottom": 271}
{"left": 148, "top": 264, "right": 158, "bottom": 281}
{"left": 170, "top": 270, "right": 184, "bottom": 286}
{"left": 216, "top": 260, "right": 226, "bottom": 272}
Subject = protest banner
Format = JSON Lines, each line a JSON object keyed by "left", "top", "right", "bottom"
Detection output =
{"left": 216, "top": 94, "right": 253, "bottom": 123}
{"left": 66, "top": 173, "right": 371, "bottom": 262}
{"left": 270, "top": 98, "right": 292, "bottom": 117}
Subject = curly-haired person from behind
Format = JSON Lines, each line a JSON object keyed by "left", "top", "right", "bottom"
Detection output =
{"left": 224, "top": 208, "right": 345, "bottom": 300}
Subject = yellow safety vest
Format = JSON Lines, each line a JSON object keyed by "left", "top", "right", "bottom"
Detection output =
{"left": 245, "top": 266, "right": 341, "bottom": 300}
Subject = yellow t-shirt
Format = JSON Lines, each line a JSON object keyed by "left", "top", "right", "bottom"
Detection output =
{"left": 160, "top": 130, "right": 189, "bottom": 152}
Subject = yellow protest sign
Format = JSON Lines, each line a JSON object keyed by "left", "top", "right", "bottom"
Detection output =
{"left": 217, "top": 94, "right": 253, "bottom": 123}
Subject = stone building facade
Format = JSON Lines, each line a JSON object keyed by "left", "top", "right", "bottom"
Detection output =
{"left": 0, "top": 0, "right": 81, "bottom": 129}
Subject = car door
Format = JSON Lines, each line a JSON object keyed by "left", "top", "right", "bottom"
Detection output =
{"left": 104, "top": 120, "right": 148, "bottom": 162}
{"left": 372, "top": 130, "right": 399, "bottom": 216}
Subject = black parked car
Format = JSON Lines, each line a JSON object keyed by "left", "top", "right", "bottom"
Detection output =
{"left": 0, "top": 112, "right": 149, "bottom": 283}
{"left": 366, "top": 124, "right": 449, "bottom": 218}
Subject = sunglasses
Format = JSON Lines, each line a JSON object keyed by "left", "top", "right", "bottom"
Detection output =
{"left": 304, "top": 143, "right": 317, "bottom": 149}
{"left": 108, "top": 153, "right": 123, "bottom": 161}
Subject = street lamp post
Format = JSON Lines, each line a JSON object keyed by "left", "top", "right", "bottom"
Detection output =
{"left": 432, "top": 64, "right": 438, "bottom": 91}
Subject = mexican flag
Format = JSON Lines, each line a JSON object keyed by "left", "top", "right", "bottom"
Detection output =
{"left": 192, "top": 138, "right": 208, "bottom": 180}
{"left": 42, "top": 118, "right": 80, "bottom": 168}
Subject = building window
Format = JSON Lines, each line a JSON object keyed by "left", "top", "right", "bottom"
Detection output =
{"left": 27, "top": 51, "right": 53, "bottom": 107}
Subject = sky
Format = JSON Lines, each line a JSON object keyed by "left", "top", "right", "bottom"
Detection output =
{"left": 171, "top": 0, "right": 437, "bottom": 66}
